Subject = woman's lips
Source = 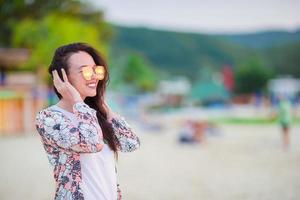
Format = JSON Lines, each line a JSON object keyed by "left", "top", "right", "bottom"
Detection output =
{"left": 87, "top": 82, "right": 97, "bottom": 89}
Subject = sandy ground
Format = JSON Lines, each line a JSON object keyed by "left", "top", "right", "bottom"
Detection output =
{"left": 1, "top": 120, "right": 300, "bottom": 200}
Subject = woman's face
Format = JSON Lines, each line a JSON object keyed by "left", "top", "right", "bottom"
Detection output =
{"left": 66, "top": 51, "right": 99, "bottom": 99}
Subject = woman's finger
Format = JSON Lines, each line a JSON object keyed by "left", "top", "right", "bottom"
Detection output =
{"left": 52, "top": 70, "right": 58, "bottom": 84}
{"left": 52, "top": 70, "right": 60, "bottom": 89}
{"left": 53, "top": 70, "right": 64, "bottom": 84}
{"left": 52, "top": 70, "right": 63, "bottom": 90}
{"left": 61, "top": 68, "right": 69, "bottom": 82}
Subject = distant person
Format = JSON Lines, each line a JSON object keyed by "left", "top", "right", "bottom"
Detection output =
{"left": 35, "top": 43, "right": 140, "bottom": 200}
{"left": 277, "top": 96, "right": 293, "bottom": 149}
{"left": 179, "top": 120, "right": 196, "bottom": 143}
{"left": 179, "top": 119, "right": 207, "bottom": 144}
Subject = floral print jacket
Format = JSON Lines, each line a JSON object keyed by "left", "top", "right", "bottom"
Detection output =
{"left": 35, "top": 102, "right": 140, "bottom": 200}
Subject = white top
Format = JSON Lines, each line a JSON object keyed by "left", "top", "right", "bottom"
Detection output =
{"left": 52, "top": 105, "right": 117, "bottom": 200}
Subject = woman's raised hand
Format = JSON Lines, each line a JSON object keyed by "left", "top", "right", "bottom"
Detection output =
{"left": 52, "top": 69, "right": 83, "bottom": 105}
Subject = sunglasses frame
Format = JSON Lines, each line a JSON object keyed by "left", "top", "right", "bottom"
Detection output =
{"left": 81, "top": 65, "right": 105, "bottom": 81}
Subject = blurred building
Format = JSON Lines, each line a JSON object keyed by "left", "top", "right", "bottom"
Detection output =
{"left": 157, "top": 77, "right": 191, "bottom": 107}
{"left": 0, "top": 48, "right": 46, "bottom": 135}
{"left": 268, "top": 77, "right": 300, "bottom": 99}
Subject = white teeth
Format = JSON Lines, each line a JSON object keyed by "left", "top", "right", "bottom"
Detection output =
{"left": 88, "top": 83, "right": 96, "bottom": 87}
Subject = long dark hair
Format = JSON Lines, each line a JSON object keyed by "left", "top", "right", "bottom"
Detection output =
{"left": 48, "top": 42, "right": 118, "bottom": 155}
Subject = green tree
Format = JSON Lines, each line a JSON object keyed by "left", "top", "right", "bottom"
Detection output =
{"left": 1, "top": 0, "right": 97, "bottom": 46}
{"left": 234, "top": 58, "right": 274, "bottom": 94}
{"left": 122, "top": 54, "right": 158, "bottom": 92}
{"left": 13, "top": 13, "right": 109, "bottom": 64}
{"left": 12, "top": 13, "right": 112, "bottom": 82}
{"left": 264, "top": 43, "right": 300, "bottom": 78}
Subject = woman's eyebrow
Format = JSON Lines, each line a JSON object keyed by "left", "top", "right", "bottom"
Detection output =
{"left": 78, "top": 64, "right": 96, "bottom": 69}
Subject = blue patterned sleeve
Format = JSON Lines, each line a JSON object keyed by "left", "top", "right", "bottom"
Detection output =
{"left": 35, "top": 102, "right": 104, "bottom": 153}
{"left": 108, "top": 110, "right": 140, "bottom": 153}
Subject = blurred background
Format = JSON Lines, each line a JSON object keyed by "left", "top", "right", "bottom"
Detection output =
{"left": 0, "top": 0, "right": 300, "bottom": 199}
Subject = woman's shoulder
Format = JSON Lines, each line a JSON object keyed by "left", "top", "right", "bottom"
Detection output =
{"left": 35, "top": 104, "right": 65, "bottom": 122}
{"left": 36, "top": 104, "right": 61, "bottom": 114}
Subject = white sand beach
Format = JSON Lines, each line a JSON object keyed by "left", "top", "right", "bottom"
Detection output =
{"left": 0, "top": 121, "right": 300, "bottom": 200}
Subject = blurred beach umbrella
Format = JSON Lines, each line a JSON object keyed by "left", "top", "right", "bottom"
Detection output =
{"left": 188, "top": 80, "right": 230, "bottom": 105}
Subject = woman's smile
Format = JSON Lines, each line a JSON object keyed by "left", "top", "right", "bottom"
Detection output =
{"left": 87, "top": 81, "right": 98, "bottom": 89}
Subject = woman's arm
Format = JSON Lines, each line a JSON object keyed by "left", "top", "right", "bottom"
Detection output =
{"left": 35, "top": 102, "right": 104, "bottom": 153}
{"left": 105, "top": 101, "right": 140, "bottom": 152}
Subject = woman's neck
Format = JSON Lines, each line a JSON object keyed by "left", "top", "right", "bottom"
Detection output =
{"left": 56, "top": 99, "right": 76, "bottom": 113}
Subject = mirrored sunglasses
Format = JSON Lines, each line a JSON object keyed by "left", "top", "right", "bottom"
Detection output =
{"left": 81, "top": 65, "right": 105, "bottom": 81}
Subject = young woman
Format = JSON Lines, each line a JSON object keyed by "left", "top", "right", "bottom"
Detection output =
{"left": 35, "top": 42, "right": 140, "bottom": 200}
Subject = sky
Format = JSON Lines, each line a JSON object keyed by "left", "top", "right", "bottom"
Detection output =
{"left": 88, "top": 0, "right": 300, "bottom": 34}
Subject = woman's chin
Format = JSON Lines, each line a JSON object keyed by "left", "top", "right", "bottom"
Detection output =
{"left": 81, "top": 87, "right": 97, "bottom": 98}
{"left": 86, "top": 91, "right": 97, "bottom": 97}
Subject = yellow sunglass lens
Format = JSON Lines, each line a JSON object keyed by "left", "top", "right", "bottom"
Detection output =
{"left": 95, "top": 66, "right": 105, "bottom": 80}
{"left": 82, "top": 66, "right": 93, "bottom": 80}
{"left": 83, "top": 75, "right": 92, "bottom": 80}
{"left": 95, "top": 66, "right": 105, "bottom": 74}
{"left": 82, "top": 66, "right": 93, "bottom": 74}
{"left": 96, "top": 74, "right": 105, "bottom": 80}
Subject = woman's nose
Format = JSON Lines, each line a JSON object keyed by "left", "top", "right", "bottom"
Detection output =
{"left": 91, "top": 72, "right": 97, "bottom": 80}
